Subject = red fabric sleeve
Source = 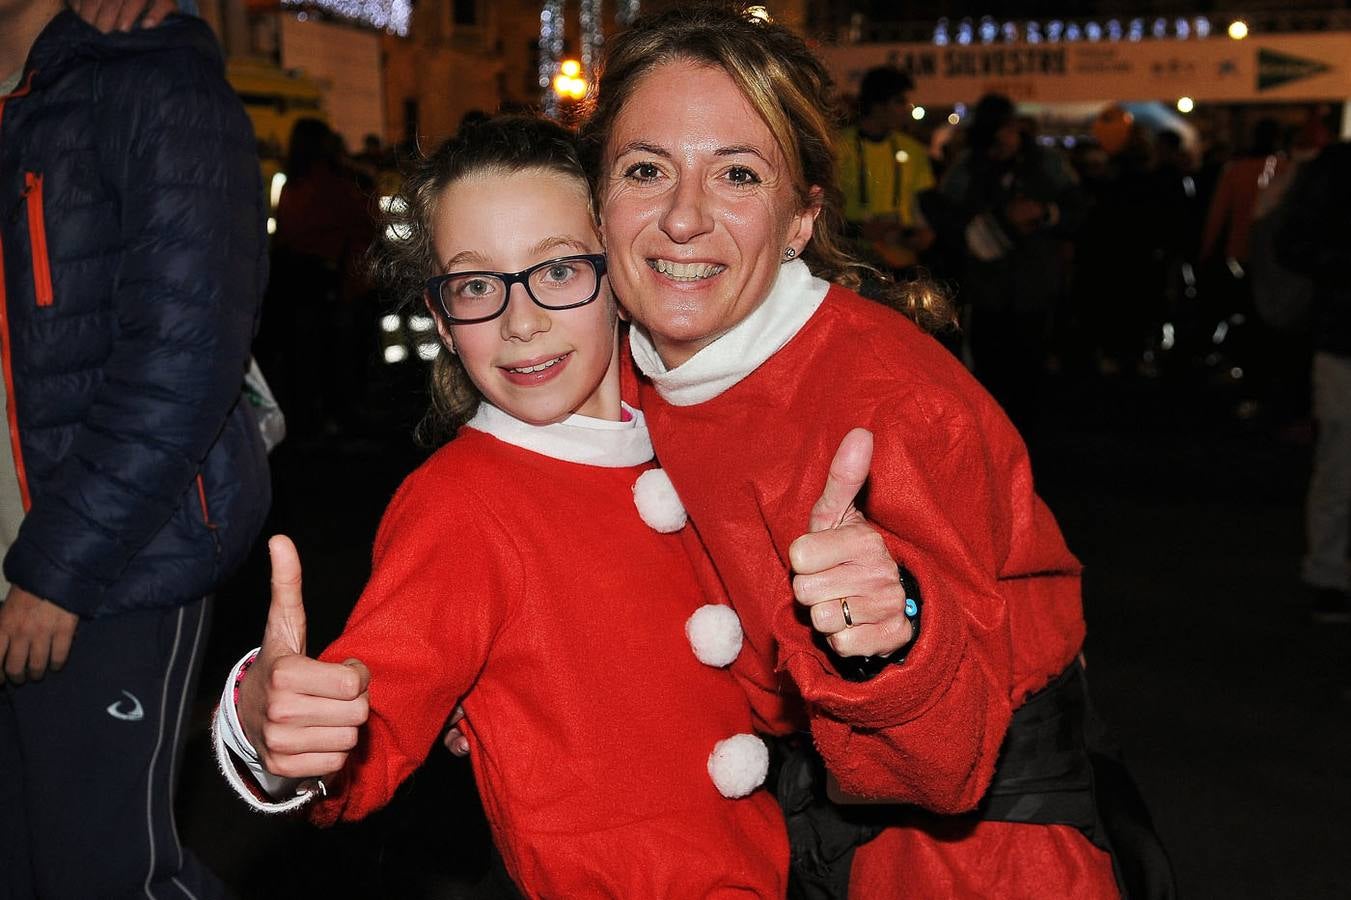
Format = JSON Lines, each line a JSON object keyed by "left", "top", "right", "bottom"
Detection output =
{"left": 778, "top": 389, "right": 1025, "bottom": 813}
{"left": 308, "top": 461, "right": 518, "bottom": 825}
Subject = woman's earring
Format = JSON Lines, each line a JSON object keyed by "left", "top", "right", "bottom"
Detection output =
{"left": 783, "top": 247, "right": 797, "bottom": 260}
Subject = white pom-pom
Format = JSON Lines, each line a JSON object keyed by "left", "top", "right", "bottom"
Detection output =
{"left": 633, "top": 468, "right": 687, "bottom": 533}
{"left": 685, "top": 604, "right": 743, "bottom": 667}
{"left": 707, "top": 733, "right": 769, "bottom": 799}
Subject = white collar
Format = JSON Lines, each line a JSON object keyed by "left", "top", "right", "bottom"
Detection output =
{"left": 629, "top": 259, "right": 829, "bottom": 406}
{"left": 465, "top": 401, "right": 654, "bottom": 467}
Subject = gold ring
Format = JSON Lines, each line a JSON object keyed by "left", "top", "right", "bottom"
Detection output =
{"left": 840, "top": 599, "right": 854, "bottom": 628}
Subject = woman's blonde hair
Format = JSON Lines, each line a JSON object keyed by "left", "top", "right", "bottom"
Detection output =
{"left": 579, "top": 3, "right": 955, "bottom": 332}
{"left": 371, "top": 115, "right": 596, "bottom": 445}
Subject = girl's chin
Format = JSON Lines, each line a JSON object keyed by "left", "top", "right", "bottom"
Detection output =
{"left": 506, "top": 404, "right": 574, "bottom": 426}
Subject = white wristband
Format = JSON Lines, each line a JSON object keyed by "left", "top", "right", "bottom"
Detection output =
{"left": 211, "top": 648, "right": 316, "bottom": 813}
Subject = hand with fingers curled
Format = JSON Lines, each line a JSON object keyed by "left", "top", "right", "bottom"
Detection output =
{"left": 788, "top": 428, "right": 916, "bottom": 664}
{"left": 71, "top": 0, "right": 178, "bottom": 33}
{"left": 0, "top": 586, "right": 79, "bottom": 685}
{"left": 442, "top": 704, "right": 470, "bottom": 757}
{"left": 236, "top": 535, "right": 371, "bottom": 784}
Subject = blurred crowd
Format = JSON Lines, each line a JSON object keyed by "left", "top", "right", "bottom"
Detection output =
{"left": 834, "top": 67, "right": 1342, "bottom": 438}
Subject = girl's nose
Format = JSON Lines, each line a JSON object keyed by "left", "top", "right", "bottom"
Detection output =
{"left": 499, "top": 282, "right": 551, "bottom": 341}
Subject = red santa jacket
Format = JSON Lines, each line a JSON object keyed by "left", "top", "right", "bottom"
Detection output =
{"left": 634, "top": 269, "right": 1117, "bottom": 898}
{"left": 309, "top": 413, "right": 788, "bottom": 899}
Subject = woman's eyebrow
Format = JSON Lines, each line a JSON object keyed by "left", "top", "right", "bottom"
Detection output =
{"left": 614, "top": 141, "right": 671, "bottom": 159}
{"left": 715, "top": 145, "right": 769, "bottom": 161}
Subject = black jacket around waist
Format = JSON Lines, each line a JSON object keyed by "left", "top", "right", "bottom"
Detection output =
{"left": 0, "top": 12, "right": 269, "bottom": 617}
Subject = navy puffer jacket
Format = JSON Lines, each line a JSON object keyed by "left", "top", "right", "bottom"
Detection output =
{"left": 0, "top": 12, "right": 270, "bottom": 618}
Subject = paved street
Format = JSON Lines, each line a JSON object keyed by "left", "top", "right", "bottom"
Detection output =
{"left": 176, "top": 368, "right": 1350, "bottom": 899}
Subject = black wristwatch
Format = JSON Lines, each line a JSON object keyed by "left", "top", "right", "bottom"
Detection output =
{"left": 832, "top": 564, "right": 922, "bottom": 682}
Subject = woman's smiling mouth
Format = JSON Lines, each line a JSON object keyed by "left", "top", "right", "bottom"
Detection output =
{"left": 648, "top": 259, "right": 727, "bottom": 281}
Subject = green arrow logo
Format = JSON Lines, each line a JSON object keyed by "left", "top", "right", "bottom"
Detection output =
{"left": 1258, "top": 48, "right": 1331, "bottom": 91}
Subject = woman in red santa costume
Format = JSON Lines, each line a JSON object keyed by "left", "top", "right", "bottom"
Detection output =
{"left": 577, "top": 6, "right": 1174, "bottom": 898}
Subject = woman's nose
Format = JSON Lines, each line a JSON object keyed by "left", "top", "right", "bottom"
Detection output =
{"left": 659, "top": 176, "right": 714, "bottom": 243}
{"left": 500, "top": 282, "right": 551, "bottom": 341}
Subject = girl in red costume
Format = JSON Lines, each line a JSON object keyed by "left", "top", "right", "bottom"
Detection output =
{"left": 580, "top": 6, "right": 1173, "bottom": 898}
{"left": 211, "top": 116, "right": 791, "bottom": 898}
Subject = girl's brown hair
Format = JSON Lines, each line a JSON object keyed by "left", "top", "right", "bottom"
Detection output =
{"left": 371, "top": 115, "right": 595, "bottom": 445}
{"left": 579, "top": 3, "right": 954, "bottom": 332}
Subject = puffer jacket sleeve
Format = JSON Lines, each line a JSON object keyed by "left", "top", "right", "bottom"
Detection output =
{"left": 4, "top": 32, "right": 264, "bottom": 616}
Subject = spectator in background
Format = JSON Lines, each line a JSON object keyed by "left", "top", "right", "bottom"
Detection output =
{"left": 1275, "top": 142, "right": 1351, "bottom": 624}
{"left": 0, "top": 2, "right": 269, "bottom": 896}
{"left": 1201, "top": 117, "right": 1311, "bottom": 423}
{"left": 357, "top": 132, "right": 384, "bottom": 166}
{"left": 934, "top": 93, "right": 1086, "bottom": 431}
{"left": 1152, "top": 129, "right": 1202, "bottom": 270}
{"left": 260, "top": 117, "right": 376, "bottom": 439}
{"left": 1074, "top": 120, "right": 1168, "bottom": 378}
{"left": 1200, "top": 118, "right": 1285, "bottom": 271}
{"left": 835, "top": 66, "right": 935, "bottom": 275}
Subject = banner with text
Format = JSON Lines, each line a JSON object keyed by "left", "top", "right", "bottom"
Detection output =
{"left": 818, "top": 33, "right": 1351, "bottom": 105}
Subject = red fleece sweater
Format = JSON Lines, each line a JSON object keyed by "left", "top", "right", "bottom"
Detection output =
{"left": 309, "top": 428, "right": 788, "bottom": 899}
{"left": 640, "top": 285, "right": 1118, "bottom": 898}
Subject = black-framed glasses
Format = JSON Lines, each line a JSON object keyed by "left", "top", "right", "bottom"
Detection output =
{"left": 426, "top": 253, "right": 608, "bottom": 324}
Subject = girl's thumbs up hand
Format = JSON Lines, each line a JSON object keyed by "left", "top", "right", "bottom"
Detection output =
{"left": 237, "top": 535, "right": 370, "bottom": 782}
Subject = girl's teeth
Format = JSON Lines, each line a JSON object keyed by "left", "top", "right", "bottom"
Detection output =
{"left": 509, "top": 356, "right": 564, "bottom": 374}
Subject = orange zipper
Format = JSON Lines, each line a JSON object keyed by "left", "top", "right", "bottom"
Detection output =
{"left": 23, "top": 173, "right": 52, "bottom": 307}
{"left": 195, "top": 474, "right": 214, "bottom": 526}
{"left": 0, "top": 71, "right": 37, "bottom": 512}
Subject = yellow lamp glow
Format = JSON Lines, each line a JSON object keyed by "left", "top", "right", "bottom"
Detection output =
{"left": 553, "top": 73, "right": 587, "bottom": 100}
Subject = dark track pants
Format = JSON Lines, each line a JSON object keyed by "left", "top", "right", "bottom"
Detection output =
{"left": 1, "top": 596, "right": 225, "bottom": 900}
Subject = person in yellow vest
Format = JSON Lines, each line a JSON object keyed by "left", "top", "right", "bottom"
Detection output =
{"left": 836, "top": 66, "right": 935, "bottom": 273}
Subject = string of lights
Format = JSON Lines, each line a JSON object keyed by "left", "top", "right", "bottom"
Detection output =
{"left": 932, "top": 16, "right": 1228, "bottom": 46}
{"left": 616, "top": 0, "right": 640, "bottom": 28}
{"left": 281, "top": 0, "right": 410, "bottom": 37}
{"left": 539, "top": 0, "right": 566, "bottom": 118}
{"left": 580, "top": 0, "right": 602, "bottom": 74}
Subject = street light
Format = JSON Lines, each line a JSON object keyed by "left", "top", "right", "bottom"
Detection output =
{"left": 553, "top": 59, "right": 588, "bottom": 101}
{"left": 912, "top": 105, "right": 926, "bottom": 121}
{"left": 1177, "top": 97, "right": 1195, "bottom": 114}
{"left": 1228, "top": 20, "right": 1248, "bottom": 40}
